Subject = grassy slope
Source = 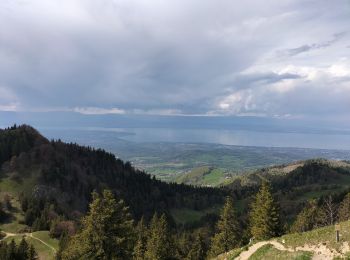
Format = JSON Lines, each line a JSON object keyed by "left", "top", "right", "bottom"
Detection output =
{"left": 217, "top": 220, "right": 350, "bottom": 260}
{"left": 277, "top": 220, "right": 350, "bottom": 253}
{"left": 175, "top": 166, "right": 228, "bottom": 187}
{"left": 3, "top": 231, "right": 58, "bottom": 260}
{"left": 0, "top": 175, "right": 59, "bottom": 260}
{"left": 249, "top": 244, "right": 312, "bottom": 260}
{"left": 171, "top": 204, "right": 221, "bottom": 225}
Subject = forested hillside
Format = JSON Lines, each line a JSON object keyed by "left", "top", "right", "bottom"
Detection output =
{"left": 0, "top": 125, "right": 225, "bottom": 221}
{"left": 1, "top": 125, "right": 350, "bottom": 259}
{"left": 225, "top": 159, "right": 350, "bottom": 222}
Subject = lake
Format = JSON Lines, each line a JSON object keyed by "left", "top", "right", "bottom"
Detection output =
{"left": 39, "top": 127, "right": 350, "bottom": 150}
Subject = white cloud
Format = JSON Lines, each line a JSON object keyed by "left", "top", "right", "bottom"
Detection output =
{"left": 73, "top": 107, "right": 125, "bottom": 115}
{"left": 0, "top": 103, "right": 18, "bottom": 112}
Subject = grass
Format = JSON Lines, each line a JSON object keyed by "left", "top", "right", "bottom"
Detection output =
{"left": 277, "top": 220, "right": 350, "bottom": 253}
{"left": 0, "top": 221, "right": 28, "bottom": 233}
{"left": 202, "top": 168, "right": 225, "bottom": 186}
{"left": 171, "top": 209, "right": 204, "bottom": 224}
{"left": 0, "top": 192, "right": 29, "bottom": 233}
{"left": 175, "top": 167, "right": 227, "bottom": 186}
{"left": 171, "top": 205, "right": 221, "bottom": 225}
{"left": 4, "top": 233, "right": 57, "bottom": 260}
{"left": 217, "top": 220, "right": 350, "bottom": 260}
{"left": 0, "top": 175, "right": 59, "bottom": 259}
{"left": 249, "top": 244, "right": 312, "bottom": 260}
{"left": 0, "top": 169, "right": 40, "bottom": 194}
{"left": 32, "top": 231, "right": 59, "bottom": 250}
{"left": 175, "top": 166, "right": 211, "bottom": 185}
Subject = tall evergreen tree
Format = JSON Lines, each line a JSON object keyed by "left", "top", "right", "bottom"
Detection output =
{"left": 62, "top": 190, "right": 135, "bottom": 260}
{"left": 209, "top": 197, "right": 240, "bottom": 257}
{"left": 249, "top": 181, "right": 281, "bottom": 240}
{"left": 133, "top": 217, "right": 148, "bottom": 260}
{"left": 56, "top": 230, "right": 69, "bottom": 260}
{"left": 338, "top": 192, "right": 350, "bottom": 221}
{"left": 17, "top": 237, "right": 29, "bottom": 259}
{"left": 175, "top": 232, "right": 191, "bottom": 259}
{"left": 28, "top": 244, "right": 38, "bottom": 260}
{"left": 7, "top": 239, "right": 17, "bottom": 260}
{"left": 186, "top": 233, "right": 206, "bottom": 260}
{"left": 290, "top": 199, "right": 321, "bottom": 233}
{"left": 144, "top": 213, "right": 171, "bottom": 260}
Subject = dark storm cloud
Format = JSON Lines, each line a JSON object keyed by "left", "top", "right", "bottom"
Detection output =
{"left": 0, "top": 0, "right": 349, "bottom": 118}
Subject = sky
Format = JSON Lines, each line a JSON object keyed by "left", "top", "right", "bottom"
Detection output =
{"left": 0, "top": 0, "right": 350, "bottom": 120}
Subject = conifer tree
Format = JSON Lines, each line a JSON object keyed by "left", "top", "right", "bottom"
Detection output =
{"left": 28, "top": 244, "right": 38, "bottom": 260}
{"left": 62, "top": 190, "right": 135, "bottom": 260}
{"left": 144, "top": 213, "right": 171, "bottom": 260}
{"left": 17, "top": 237, "right": 29, "bottom": 259}
{"left": 7, "top": 239, "right": 17, "bottom": 260}
{"left": 56, "top": 230, "right": 69, "bottom": 260}
{"left": 175, "top": 232, "right": 191, "bottom": 259}
{"left": 290, "top": 199, "right": 320, "bottom": 233}
{"left": 133, "top": 217, "right": 148, "bottom": 260}
{"left": 338, "top": 192, "right": 350, "bottom": 221}
{"left": 209, "top": 197, "right": 240, "bottom": 257}
{"left": 249, "top": 181, "right": 281, "bottom": 240}
{"left": 186, "top": 233, "right": 206, "bottom": 260}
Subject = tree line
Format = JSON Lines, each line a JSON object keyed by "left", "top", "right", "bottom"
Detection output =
{"left": 0, "top": 238, "right": 38, "bottom": 260}
{"left": 57, "top": 181, "right": 282, "bottom": 259}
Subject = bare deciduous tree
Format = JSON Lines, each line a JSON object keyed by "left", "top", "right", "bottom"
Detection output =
{"left": 320, "top": 195, "right": 338, "bottom": 226}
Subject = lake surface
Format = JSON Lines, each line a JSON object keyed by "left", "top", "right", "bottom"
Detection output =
{"left": 39, "top": 127, "right": 350, "bottom": 150}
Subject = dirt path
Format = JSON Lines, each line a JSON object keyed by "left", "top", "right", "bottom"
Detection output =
{"left": 234, "top": 240, "right": 343, "bottom": 260}
{"left": 1, "top": 231, "right": 56, "bottom": 253}
{"left": 3, "top": 232, "right": 17, "bottom": 239}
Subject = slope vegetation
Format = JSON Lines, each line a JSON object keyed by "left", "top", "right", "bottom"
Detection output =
{"left": 216, "top": 220, "right": 350, "bottom": 259}
{"left": 0, "top": 125, "right": 225, "bottom": 222}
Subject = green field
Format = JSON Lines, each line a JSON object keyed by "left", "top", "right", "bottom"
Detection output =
{"left": 116, "top": 142, "right": 350, "bottom": 186}
{"left": 171, "top": 205, "right": 221, "bottom": 225}
{"left": 0, "top": 174, "right": 59, "bottom": 260}
{"left": 3, "top": 231, "right": 58, "bottom": 260}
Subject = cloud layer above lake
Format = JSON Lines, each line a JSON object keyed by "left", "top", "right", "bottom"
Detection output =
{"left": 0, "top": 0, "right": 349, "bottom": 118}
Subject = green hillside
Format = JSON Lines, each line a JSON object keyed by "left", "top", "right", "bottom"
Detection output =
{"left": 0, "top": 125, "right": 225, "bottom": 258}
{"left": 216, "top": 220, "right": 350, "bottom": 260}
{"left": 175, "top": 166, "right": 229, "bottom": 186}
{"left": 225, "top": 159, "right": 350, "bottom": 223}
{"left": 1, "top": 125, "right": 350, "bottom": 259}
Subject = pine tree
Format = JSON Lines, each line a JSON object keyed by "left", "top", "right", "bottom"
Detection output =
{"left": 17, "top": 237, "right": 29, "bottom": 259}
{"left": 28, "top": 244, "right": 38, "bottom": 260}
{"left": 290, "top": 199, "right": 321, "bottom": 233}
{"left": 133, "top": 217, "right": 148, "bottom": 260}
{"left": 62, "top": 190, "right": 135, "bottom": 260}
{"left": 175, "top": 232, "right": 191, "bottom": 259}
{"left": 0, "top": 241, "right": 7, "bottom": 260}
{"left": 56, "top": 230, "right": 69, "bottom": 260}
{"left": 144, "top": 213, "right": 171, "bottom": 260}
{"left": 7, "top": 239, "right": 17, "bottom": 260}
{"left": 339, "top": 192, "right": 350, "bottom": 221}
{"left": 186, "top": 233, "right": 206, "bottom": 260}
{"left": 249, "top": 181, "right": 281, "bottom": 240}
{"left": 209, "top": 197, "right": 240, "bottom": 257}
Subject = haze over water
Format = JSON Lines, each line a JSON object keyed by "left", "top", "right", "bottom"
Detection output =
{"left": 39, "top": 126, "right": 350, "bottom": 151}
